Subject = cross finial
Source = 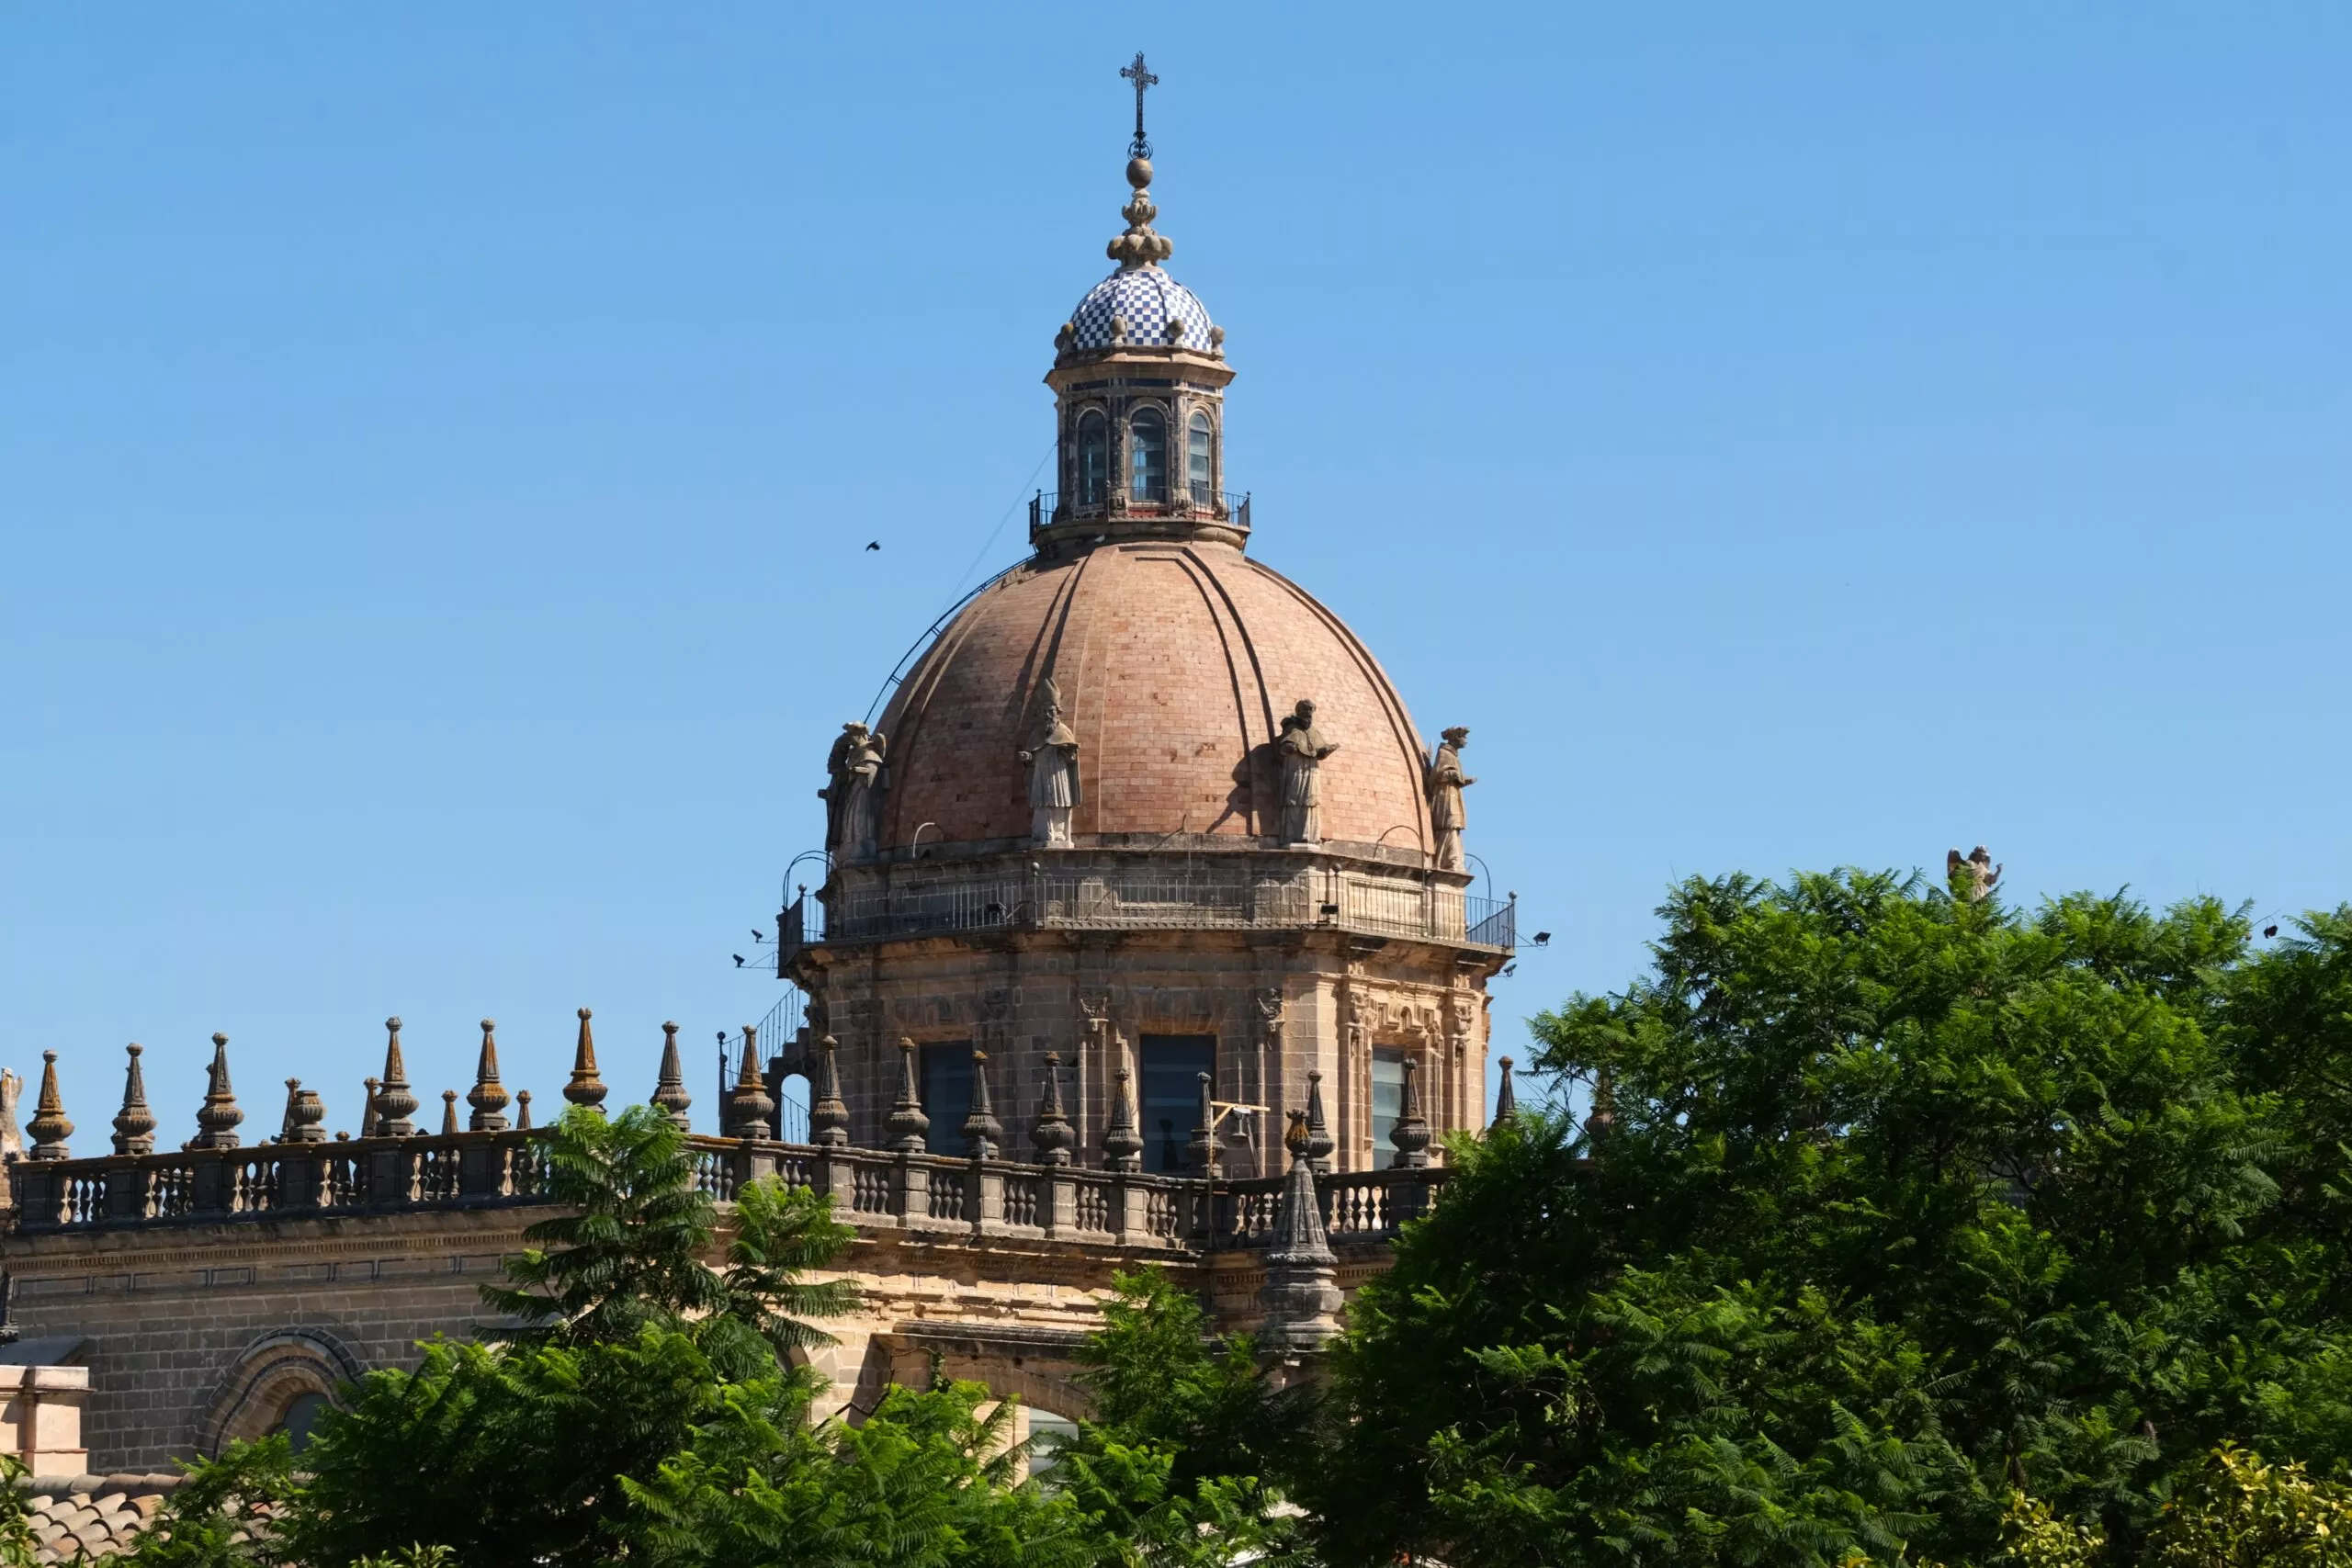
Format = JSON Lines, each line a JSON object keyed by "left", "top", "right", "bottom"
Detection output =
{"left": 1120, "top": 52, "right": 1159, "bottom": 159}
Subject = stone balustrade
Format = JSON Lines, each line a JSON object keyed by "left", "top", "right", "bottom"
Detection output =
{"left": 786, "top": 855, "right": 1515, "bottom": 961}
{"left": 6, "top": 1128, "right": 1442, "bottom": 1253}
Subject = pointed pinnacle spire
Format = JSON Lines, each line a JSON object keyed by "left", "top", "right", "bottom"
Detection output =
{"left": 808, "top": 1035, "right": 850, "bottom": 1148}
{"left": 1491, "top": 1055, "right": 1519, "bottom": 1130}
{"left": 359, "top": 1077, "right": 380, "bottom": 1140}
{"left": 375, "top": 1018, "right": 419, "bottom": 1136}
{"left": 1030, "top": 1052, "right": 1075, "bottom": 1167}
{"left": 885, "top": 1038, "right": 930, "bottom": 1154}
{"left": 467, "top": 1019, "right": 510, "bottom": 1132}
{"left": 1102, "top": 1065, "right": 1143, "bottom": 1173}
{"left": 726, "top": 1026, "right": 774, "bottom": 1141}
{"left": 1305, "top": 1069, "right": 1335, "bottom": 1175}
{"left": 439, "top": 1089, "right": 459, "bottom": 1137}
{"left": 1388, "top": 1052, "right": 1431, "bottom": 1169}
{"left": 1187, "top": 1069, "right": 1218, "bottom": 1177}
{"left": 280, "top": 1078, "right": 325, "bottom": 1144}
{"left": 514, "top": 1089, "right": 534, "bottom": 1132}
{"left": 192, "top": 1032, "right": 244, "bottom": 1150}
{"left": 651, "top": 1021, "right": 692, "bottom": 1131}
{"left": 113, "top": 1043, "right": 156, "bottom": 1156}
{"left": 1257, "top": 1103, "right": 1341, "bottom": 1353}
{"left": 564, "top": 1008, "right": 608, "bottom": 1114}
{"left": 28, "top": 1051, "right": 74, "bottom": 1161}
{"left": 961, "top": 1048, "right": 1002, "bottom": 1159}
{"left": 1585, "top": 1064, "right": 1617, "bottom": 1141}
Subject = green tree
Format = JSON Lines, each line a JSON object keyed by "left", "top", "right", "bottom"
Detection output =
{"left": 1052, "top": 1269, "right": 1317, "bottom": 1566}
{"left": 1308, "top": 872, "right": 2352, "bottom": 1567}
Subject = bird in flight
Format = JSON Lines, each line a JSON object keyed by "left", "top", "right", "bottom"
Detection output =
{"left": 865, "top": 541, "right": 881, "bottom": 551}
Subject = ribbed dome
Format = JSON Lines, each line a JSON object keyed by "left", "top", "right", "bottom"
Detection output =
{"left": 873, "top": 541, "right": 1432, "bottom": 857}
{"left": 1068, "top": 265, "right": 1215, "bottom": 352}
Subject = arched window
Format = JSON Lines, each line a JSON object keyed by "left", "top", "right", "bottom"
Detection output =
{"left": 1128, "top": 410, "right": 1167, "bottom": 502}
{"left": 274, "top": 1391, "right": 332, "bottom": 1454}
{"left": 1186, "top": 412, "right": 1213, "bottom": 499}
{"left": 1075, "top": 411, "right": 1109, "bottom": 505}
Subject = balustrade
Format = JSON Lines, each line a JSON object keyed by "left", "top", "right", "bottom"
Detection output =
{"left": 5, "top": 1126, "right": 1446, "bottom": 1258}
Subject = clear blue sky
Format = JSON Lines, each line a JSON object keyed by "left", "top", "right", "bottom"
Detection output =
{"left": 6, "top": 6, "right": 2346, "bottom": 1136}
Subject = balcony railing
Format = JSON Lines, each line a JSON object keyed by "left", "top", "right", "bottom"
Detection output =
{"left": 6, "top": 1131, "right": 1443, "bottom": 1254}
{"left": 1030, "top": 489, "right": 1251, "bottom": 534}
{"left": 784, "top": 870, "right": 1512, "bottom": 960}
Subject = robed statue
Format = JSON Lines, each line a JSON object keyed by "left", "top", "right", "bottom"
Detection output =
{"left": 1276, "top": 698, "right": 1340, "bottom": 845}
{"left": 1947, "top": 845, "right": 2002, "bottom": 903}
{"left": 1425, "top": 726, "right": 1476, "bottom": 871}
{"left": 820, "top": 721, "right": 888, "bottom": 861}
{"left": 1016, "top": 678, "right": 1081, "bottom": 848}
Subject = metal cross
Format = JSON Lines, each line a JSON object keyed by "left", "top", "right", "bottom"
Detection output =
{"left": 1120, "top": 51, "right": 1159, "bottom": 159}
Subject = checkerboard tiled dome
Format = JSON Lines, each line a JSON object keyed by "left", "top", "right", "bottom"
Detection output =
{"left": 1069, "top": 265, "right": 1215, "bottom": 351}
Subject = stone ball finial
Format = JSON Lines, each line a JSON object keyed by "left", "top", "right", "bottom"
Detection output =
{"left": 1126, "top": 155, "right": 1152, "bottom": 189}
{"left": 578, "top": 1007, "right": 592, "bottom": 1021}
{"left": 386, "top": 1016, "right": 401, "bottom": 1031}
{"left": 481, "top": 1018, "right": 495, "bottom": 1032}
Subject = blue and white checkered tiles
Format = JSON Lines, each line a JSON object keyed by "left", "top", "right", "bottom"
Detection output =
{"left": 1068, "top": 265, "right": 1216, "bottom": 351}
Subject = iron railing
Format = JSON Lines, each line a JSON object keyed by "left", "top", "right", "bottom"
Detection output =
{"left": 1029, "top": 489, "right": 1251, "bottom": 533}
{"left": 782, "top": 873, "right": 1512, "bottom": 957}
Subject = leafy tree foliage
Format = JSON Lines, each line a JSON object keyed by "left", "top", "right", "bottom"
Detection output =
{"left": 118, "top": 1109, "right": 1289, "bottom": 1567}
{"left": 1308, "top": 872, "right": 2352, "bottom": 1567}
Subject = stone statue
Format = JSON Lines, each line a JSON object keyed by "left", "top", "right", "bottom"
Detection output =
{"left": 1275, "top": 699, "right": 1339, "bottom": 845}
{"left": 820, "top": 721, "right": 888, "bottom": 861}
{"left": 1948, "top": 845, "right": 2003, "bottom": 903}
{"left": 1016, "top": 678, "right": 1081, "bottom": 848}
{"left": 0, "top": 1069, "right": 19, "bottom": 1161}
{"left": 1425, "top": 726, "right": 1476, "bottom": 871}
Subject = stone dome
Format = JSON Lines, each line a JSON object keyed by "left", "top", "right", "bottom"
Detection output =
{"left": 1068, "top": 265, "right": 1216, "bottom": 352}
{"left": 873, "top": 540, "right": 1433, "bottom": 857}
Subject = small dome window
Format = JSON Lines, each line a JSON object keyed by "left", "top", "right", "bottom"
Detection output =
{"left": 1186, "top": 412, "right": 1213, "bottom": 498}
{"left": 1129, "top": 410, "right": 1168, "bottom": 502}
{"left": 1076, "top": 411, "right": 1109, "bottom": 504}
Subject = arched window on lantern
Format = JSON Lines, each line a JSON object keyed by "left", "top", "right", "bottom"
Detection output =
{"left": 1128, "top": 409, "right": 1168, "bottom": 502}
{"left": 1186, "top": 412, "right": 1213, "bottom": 500}
{"left": 1076, "top": 411, "right": 1109, "bottom": 505}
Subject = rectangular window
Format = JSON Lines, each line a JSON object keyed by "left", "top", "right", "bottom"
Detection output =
{"left": 1138, "top": 1034, "right": 1216, "bottom": 1174}
{"left": 920, "top": 1042, "right": 976, "bottom": 1156}
{"left": 1371, "top": 1048, "right": 1408, "bottom": 1161}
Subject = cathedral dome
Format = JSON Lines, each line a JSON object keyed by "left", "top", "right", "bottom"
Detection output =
{"left": 871, "top": 540, "right": 1434, "bottom": 859}
{"left": 1067, "top": 265, "right": 1215, "bottom": 352}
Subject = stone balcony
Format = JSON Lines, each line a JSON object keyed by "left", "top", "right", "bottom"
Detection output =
{"left": 781, "top": 852, "right": 1515, "bottom": 968}
{"left": 6, "top": 1129, "right": 1445, "bottom": 1254}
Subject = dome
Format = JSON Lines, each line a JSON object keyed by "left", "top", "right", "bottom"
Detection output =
{"left": 873, "top": 540, "right": 1433, "bottom": 857}
{"left": 1068, "top": 265, "right": 1215, "bottom": 352}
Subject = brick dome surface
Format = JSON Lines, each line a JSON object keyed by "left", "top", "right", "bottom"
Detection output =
{"left": 874, "top": 541, "right": 1432, "bottom": 856}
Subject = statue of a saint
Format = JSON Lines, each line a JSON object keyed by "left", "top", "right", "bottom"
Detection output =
{"left": 1016, "top": 678, "right": 1081, "bottom": 848}
{"left": 1426, "top": 726, "right": 1476, "bottom": 871}
{"left": 1275, "top": 699, "right": 1339, "bottom": 845}
{"left": 1947, "top": 845, "right": 2003, "bottom": 903}
{"left": 820, "top": 722, "right": 888, "bottom": 861}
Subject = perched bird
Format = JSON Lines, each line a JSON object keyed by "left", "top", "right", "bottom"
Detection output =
{"left": 2265, "top": 924, "right": 2279, "bottom": 938}
{"left": 865, "top": 541, "right": 881, "bottom": 551}
{"left": 732, "top": 954, "right": 745, "bottom": 967}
